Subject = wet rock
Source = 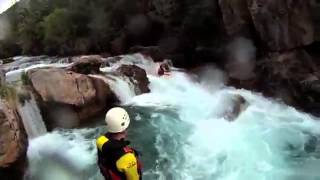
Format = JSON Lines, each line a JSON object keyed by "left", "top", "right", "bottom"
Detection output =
{"left": 219, "top": 0, "right": 253, "bottom": 37}
{"left": 297, "top": 75, "right": 320, "bottom": 116}
{"left": 76, "top": 76, "right": 118, "bottom": 122}
{"left": 27, "top": 68, "right": 117, "bottom": 129}
{"left": 28, "top": 68, "right": 96, "bottom": 106}
{"left": 224, "top": 95, "right": 249, "bottom": 121}
{"left": 248, "top": 0, "right": 314, "bottom": 51}
{"left": 0, "top": 100, "right": 28, "bottom": 179}
{"left": 301, "top": 75, "right": 320, "bottom": 94}
{"left": 69, "top": 55, "right": 103, "bottom": 74}
{"left": 117, "top": 65, "right": 150, "bottom": 94}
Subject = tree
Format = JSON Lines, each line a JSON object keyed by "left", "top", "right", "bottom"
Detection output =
{"left": 42, "top": 8, "right": 73, "bottom": 55}
{"left": 17, "top": 9, "right": 44, "bottom": 54}
{"left": 87, "top": 0, "right": 114, "bottom": 52}
{"left": 182, "top": 0, "right": 222, "bottom": 46}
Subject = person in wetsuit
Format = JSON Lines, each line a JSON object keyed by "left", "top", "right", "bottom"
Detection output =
{"left": 96, "top": 107, "right": 142, "bottom": 180}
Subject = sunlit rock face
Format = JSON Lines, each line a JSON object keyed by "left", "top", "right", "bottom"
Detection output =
{"left": 27, "top": 68, "right": 117, "bottom": 129}
{"left": 0, "top": 100, "right": 28, "bottom": 179}
{"left": 28, "top": 68, "right": 97, "bottom": 106}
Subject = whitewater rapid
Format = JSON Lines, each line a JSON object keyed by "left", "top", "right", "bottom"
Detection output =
{"left": 25, "top": 55, "right": 320, "bottom": 180}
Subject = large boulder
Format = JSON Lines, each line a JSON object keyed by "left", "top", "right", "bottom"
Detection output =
{"left": 27, "top": 68, "right": 117, "bottom": 129}
{"left": 248, "top": 0, "right": 314, "bottom": 51}
{"left": 28, "top": 68, "right": 96, "bottom": 106}
{"left": 0, "top": 100, "right": 28, "bottom": 179}
{"left": 117, "top": 65, "right": 150, "bottom": 94}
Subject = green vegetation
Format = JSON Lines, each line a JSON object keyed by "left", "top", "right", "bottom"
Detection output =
{"left": 0, "top": 0, "right": 114, "bottom": 58}
{"left": 0, "top": 0, "right": 222, "bottom": 59}
{"left": 21, "top": 71, "right": 31, "bottom": 86}
{"left": 0, "top": 84, "right": 17, "bottom": 102}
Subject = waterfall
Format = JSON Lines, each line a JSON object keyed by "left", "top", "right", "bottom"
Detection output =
{"left": 89, "top": 74, "right": 136, "bottom": 103}
{"left": 100, "top": 53, "right": 163, "bottom": 76}
{"left": 17, "top": 93, "right": 47, "bottom": 139}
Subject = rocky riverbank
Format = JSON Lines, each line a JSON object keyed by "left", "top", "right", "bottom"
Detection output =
{"left": 0, "top": 55, "right": 151, "bottom": 179}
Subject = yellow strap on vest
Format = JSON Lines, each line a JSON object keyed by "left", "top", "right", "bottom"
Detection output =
{"left": 96, "top": 136, "right": 109, "bottom": 151}
{"left": 116, "top": 153, "right": 140, "bottom": 180}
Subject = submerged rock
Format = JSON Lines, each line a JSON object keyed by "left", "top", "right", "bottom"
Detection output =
{"left": 223, "top": 95, "right": 249, "bottom": 121}
{"left": 0, "top": 100, "right": 28, "bottom": 179}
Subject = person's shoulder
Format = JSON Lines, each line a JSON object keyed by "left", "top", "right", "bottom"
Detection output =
{"left": 97, "top": 136, "right": 129, "bottom": 151}
{"left": 96, "top": 135, "right": 109, "bottom": 142}
{"left": 96, "top": 135, "right": 109, "bottom": 150}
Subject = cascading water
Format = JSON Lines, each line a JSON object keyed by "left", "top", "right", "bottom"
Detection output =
{"left": 89, "top": 74, "right": 136, "bottom": 103}
{"left": 5, "top": 63, "right": 71, "bottom": 83}
{"left": 25, "top": 55, "right": 320, "bottom": 180}
{"left": 17, "top": 93, "right": 47, "bottom": 139}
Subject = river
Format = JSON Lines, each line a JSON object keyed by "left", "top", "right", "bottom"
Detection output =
{"left": 14, "top": 54, "right": 320, "bottom": 180}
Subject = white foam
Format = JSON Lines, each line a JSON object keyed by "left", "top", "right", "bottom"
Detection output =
{"left": 27, "top": 128, "right": 104, "bottom": 180}
{"left": 90, "top": 74, "right": 136, "bottom": 103}
{"left": 5, "top": 63, "right": 71, "bottom": 82}
{"left": 17, "top": 93, "right": 47, "bottom": 139}
{"left": 130, "top": 70, "right": 320, "bottom": 180}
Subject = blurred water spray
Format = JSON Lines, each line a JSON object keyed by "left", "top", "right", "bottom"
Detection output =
{"left": 226, "top": 37, "right": 256, "bottom": 80}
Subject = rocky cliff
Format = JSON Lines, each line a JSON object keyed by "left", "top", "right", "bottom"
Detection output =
{"left": 218, "top": 0, "right": 320, "bottom": 116}
{"left": 0, "top": 100, "right": 28, "bottom": 180}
